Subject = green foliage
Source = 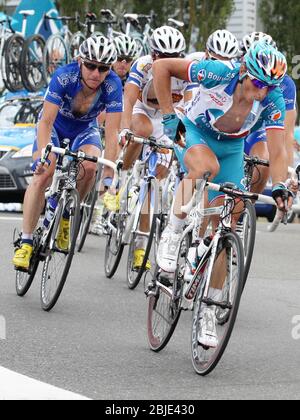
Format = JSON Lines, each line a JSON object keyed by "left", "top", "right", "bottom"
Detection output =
{"left": 259, "top": 0, "right": 300, "bottom": 116}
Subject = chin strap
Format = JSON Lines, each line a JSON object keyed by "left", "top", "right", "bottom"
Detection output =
{"left": 239, "top": 73, "right": 247, "bottom": 83}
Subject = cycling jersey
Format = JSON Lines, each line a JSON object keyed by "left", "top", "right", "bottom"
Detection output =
{"left": 127, "top": 55, "right": 190, "bottom": 110}
{"left": 186, "top": 60, "right": 286, "bottom": 139}
{"left": 44, "top": 61, "right": 123, "bottom": 140}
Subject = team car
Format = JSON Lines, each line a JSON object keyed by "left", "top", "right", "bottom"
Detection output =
{"left": 0, "top": 91, "right": 44, "bottom": 202}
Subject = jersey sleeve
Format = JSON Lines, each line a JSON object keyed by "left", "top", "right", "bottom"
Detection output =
{"left": 281, "top": 75, "right": 297, "bottom": 111}
{"left": 44, "top": 70, "right": 66, "bottom": 107}
{"left": 105, "top": 76, "right": 123, "bottom": 114}
{"left": 187, "top": 60, "right": 239, "bottom": 89}
{"left": 262, "top": 91, "right": 286, "bottom": 131}
{"left": 127, "top": 57, "right": 149, "bottom": 89}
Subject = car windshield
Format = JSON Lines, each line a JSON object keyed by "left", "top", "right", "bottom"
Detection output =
{"left": 0, "top": 100, "right": 43, "bottom": 128}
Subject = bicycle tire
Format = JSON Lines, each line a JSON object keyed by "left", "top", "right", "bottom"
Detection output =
{"left": 127, "top": 178, "right": 159, "bottom": 290}
{"left": 104, "top": 211, "right": 125, "bottom": 278}
{"left": 69, "top": 31, "right": 86, "bottom": 59}
{"left": 191, "top": 231, "right": 244, "bottom": 376}
{"left": 16, "top": 232, "right": 41, "bottom": 297}
{"left": 147, "top": 234, "right": 189, "bottom": 352}
{"left": 20, "top": 34, "right": 45, "bottom": 92}
{"left": 77, "top": 165, "right": 102, "bottom": 252}
{"left": 40, "top": 189, "right": 81, "bottom": 312}
{"left": 2, "top": 34, "right": 24, "bottom": 92}
{"left": 43, "top": 34, "right": 70, "bottom": 85}
{"left": 240, "top": 200, "right": 257, "bottom": 291}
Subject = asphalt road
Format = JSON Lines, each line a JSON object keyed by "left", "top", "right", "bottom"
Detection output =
{"left": 0, "top": 214, "right": 299, "bottom": 400}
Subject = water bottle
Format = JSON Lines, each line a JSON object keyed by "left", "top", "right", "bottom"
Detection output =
{"left": 43, "top": 194, "right": 58, "bottom": 229}
{"left": 197, "top": 236, "right": 212, "bottom": 262}
{"left": 183, "top": 244, "right": 198, "bottom": 283}
{"left": 128, "top": 186, "right": 139, "bottom": 214}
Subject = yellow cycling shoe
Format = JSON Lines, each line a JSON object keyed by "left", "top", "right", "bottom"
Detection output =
{"left": 13, "top": 244, "right": 33, "bottom": 271}
{"left": 56, "top": 218, "right": 70, "bottom": 251}
{"left": 133, "top": 249, "right": 151, "bottom": 271}
{"left": 103, "top": 190, "right": 120, "bottom": 212}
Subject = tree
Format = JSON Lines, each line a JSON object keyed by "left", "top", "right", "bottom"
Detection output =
{"left": 259, "top": 0, "right": 300, "bottom": 114}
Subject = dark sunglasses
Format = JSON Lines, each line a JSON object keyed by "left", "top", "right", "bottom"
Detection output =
{"left": 117, "top": 56, "right": 134, "bottom": 63}
{"left": 248, "top": 73, "right": 277, "bottom": 91}
{"left": 82, "top": 60, "right": 111, "bottom": 73}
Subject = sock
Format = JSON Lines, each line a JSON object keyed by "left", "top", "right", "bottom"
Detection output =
{"left": 208, "top": 288, "right": 222, "bottom": 302}
{"left": 22, "top": 233, "right": 33, "bottom": 246}
{"left": 170, "top": 212, "right": 186, "bottom": 233}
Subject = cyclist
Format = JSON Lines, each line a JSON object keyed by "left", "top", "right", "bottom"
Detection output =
{"left": 90, "top": 35, "right": 139, "bottom": 236}
{"left": 241, "top": 32, "right": 297, "bottom": 193}
{"left": 13, "top": 36, "right": 123, "bottom": 271}
{"left": 152, "top": 42, "right": 292, "bottom": 348}
{"left": 112, "top": 26, "right": 190, "bottom": 270}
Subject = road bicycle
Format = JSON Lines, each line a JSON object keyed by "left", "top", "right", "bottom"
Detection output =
{"left": 1, "top": 10, "right": 45, "bottom": 93}
{"left": 146, "top": 176, "right": 277, "bottom": 375}
{"left": 14, "top": 141, "right": 116, "bottom": 311}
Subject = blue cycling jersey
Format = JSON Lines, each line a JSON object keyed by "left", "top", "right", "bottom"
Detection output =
{"left": 280, "top": 75, "right": 297, "bottom": 111}
{"left": 44, "top": 62, "right": 123, "bottom": 139}
{"left": 187, "top": 60, "right": 286, "bottom": 139}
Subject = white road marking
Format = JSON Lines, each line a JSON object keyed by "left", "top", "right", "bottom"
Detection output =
{"left": 0, "top": 367, "right": 91, "bottom": 400}
{"left": 0, "top": 217, "right": 23, "bottom": 221}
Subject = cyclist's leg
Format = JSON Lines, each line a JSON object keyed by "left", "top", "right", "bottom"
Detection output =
{"left": 244, "top": 129, "right": 269, "bottom": 194}
{"left": 71, "top": 127, "right": 102, "bottom": 202}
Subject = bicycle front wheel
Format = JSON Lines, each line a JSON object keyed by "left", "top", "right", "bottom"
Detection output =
{"left": 20, "top": 34, "right": 45, "bottom": 92}
{"left": 40, "top": 189, "right": 81, "bottom": 311}
{"left": 191, "top": 232, "right": 244, "bottom": 376}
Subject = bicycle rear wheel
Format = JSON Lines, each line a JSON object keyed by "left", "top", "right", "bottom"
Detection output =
{"left": 191, "top": 232, "right": 244, "bottom": 376}
{"left": 147, "top": 234, "right": 188, "bottom": 351}
{"left": 20, "top": 34, "right": 45, "bottom": 92}
{"left": 127, "top": 179, "right": 159, "bottom": 290}
{"left": 2, "top": 34, "right": 24, "bottom": 92}
{"left": 104, "top": 210, "right": 125, "bottom": 278}
{"left": 43, "top": 34, "right": 69, "bottom": 85}
{"left": 40, "top": 189, "right": 81, "bottom": 311}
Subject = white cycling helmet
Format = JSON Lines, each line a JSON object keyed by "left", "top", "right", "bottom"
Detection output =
{"left": 206, "top": 30, "right": 239, "bottom": 59}
{"left": 150, "top": 26, "right": 186, "bottom": 55}
{"left": 114, "top": 34, "right": 139, "bottom": 58}
{"left": 240, "top": 32, "right": 277, "bottom": 55}
{"left": 79, "top": 36, "right": 117, "bottom": 65}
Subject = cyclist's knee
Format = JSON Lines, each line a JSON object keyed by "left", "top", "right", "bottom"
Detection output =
{"left": 81, "top": 162, "right": 97, "bottom": 181}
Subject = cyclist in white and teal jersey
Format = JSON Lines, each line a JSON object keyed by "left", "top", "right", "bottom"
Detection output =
{"left": 241, "top": 32, "right": 297, "bottom": 193}
{"left": 13, "top": 36, "right": 122, "bottom": 271}
{"left": 152, "top": 42, "right": 292, "bottom": 348}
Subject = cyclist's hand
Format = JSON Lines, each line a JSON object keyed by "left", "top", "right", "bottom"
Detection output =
{"left": 162, "top": 113, "right": 186, "bottom": 143}
{"left": 272, "top": 183, "right": 294, "bottom": 212}
{"left": 118, "top": 129, "right": 132, "bottom": 147}
{"left": 31, "top": 158, "right": 51, "bottom": 175}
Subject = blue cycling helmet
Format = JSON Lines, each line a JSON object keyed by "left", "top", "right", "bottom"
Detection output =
{"left": 244, "top": 41, "right": 287, "bottom": 86}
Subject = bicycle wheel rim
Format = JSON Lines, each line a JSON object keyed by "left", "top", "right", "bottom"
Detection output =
{"left": 104, "top": 211, "right": 125, "bottom": 278}
{"left": 239, "top": 201, "right": 256, "bottom": 291}
{"left": 127, "top": 179, "right": 158, "bottom": 290}
{"left": 40, "top": 190, "right": 81, "bottom": 311}
{"left": 43, "top": 35, "right": 69, "bottom": 84}
{"left": 191, "top": 232, "right": 244, "bottom": 376}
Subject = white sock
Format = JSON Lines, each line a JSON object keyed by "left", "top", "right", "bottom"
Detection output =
{"left": 170, "top": 213, "right": 186, "bottom": 233}
{"left": 22, "top": 233, "right": 33, "bottom": 241}
{"left": 208, "top": 288, "right": 222, "bottom": 302}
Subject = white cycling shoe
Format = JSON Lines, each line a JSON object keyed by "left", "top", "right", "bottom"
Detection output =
{"left": 156, "top": 224, "right": 182, "bottom": 273}
{"left": 198, "top": 306, "right": 219, "bottom": 349}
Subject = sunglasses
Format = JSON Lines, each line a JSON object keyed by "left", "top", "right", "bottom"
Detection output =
{"left": 247, "top": 73, "right": 277, "bottom": 91}
{"left": 117, "top": 56, "right": 134, "bottom": 63}
{"left": 82, "top": 60, "right": 111, "bottom": 73}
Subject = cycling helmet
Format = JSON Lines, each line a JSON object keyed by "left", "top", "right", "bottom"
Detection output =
{"left": 240, "top": 32, "right": 277, "bottom": 55}
{"left": 114, "top": 35, "right": 139, "bottom": 58}
{"left": 244, "top": 42, "right": 287, "bottom": 86}
{"left": 79, "top": 36, "right": 117, "bottom": 65}
{"left": 206, "top": 30, "right": 239, "bottom": 59}
{"left": 150, "top": 26, "right": 186, "bottom": 55}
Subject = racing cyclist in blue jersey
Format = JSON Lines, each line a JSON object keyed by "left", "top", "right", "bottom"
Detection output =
{"left": 13, "top": 36, "right": 123, "bottom": 271}
{"left": 240, "top": 32, "right": 297, "bottom": 193}
{"left": 152, "top": 42, "right": 293, "bottom": 348}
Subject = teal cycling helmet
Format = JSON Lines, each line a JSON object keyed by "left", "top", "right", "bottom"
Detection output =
{"left": 244, "top": 41, "right": 287, "bottom": 86}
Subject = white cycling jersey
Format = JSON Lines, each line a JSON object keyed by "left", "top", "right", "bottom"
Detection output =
{"left": 127, "top": 55, "right": 190, "bottom": 111}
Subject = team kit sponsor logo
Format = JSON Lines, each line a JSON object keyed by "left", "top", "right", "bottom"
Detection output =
{"left": 197, "top": 69, "right": 207, "bottom": 82}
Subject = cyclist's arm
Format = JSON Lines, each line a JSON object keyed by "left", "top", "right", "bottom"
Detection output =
{"left": 266, "top": 128, "right": 289, "bottom": 185}
{"left": 152, "top": 58, "right": 191, "bottom": 114}
{"left": 97, "top": 110, "right": 106, "bottom": 127}
{"left": 121, "top": 83, "right": 140, "bottom": 130}
{"left": 37, "top": 101, "right": 59, "bottom": 155}
{"left": 105, "top": 111, "right": 122, "bottom": 164}
{"left": 284, "top": 109, "right": 297, "bottom": 166}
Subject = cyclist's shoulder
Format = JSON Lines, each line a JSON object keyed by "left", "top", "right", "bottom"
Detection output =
{"left": 189, "top": 59, "right": 239, "bottom": 87}
{"left": 186, "top": 51, "right": 206, "bottom": 62}
{"left": 102, "top": 71, "right": 123, "bottom": 94}
{"left": 280, "top": 74, "right": 296, "bottom": 93}
{"left": 50, "top": 62, "right": 80, "bottom": 87}
{"left": 131, "top": 55, "right": 153, "bottom": 74}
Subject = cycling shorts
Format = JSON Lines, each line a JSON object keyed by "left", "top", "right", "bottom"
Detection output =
{"left": 175, "top": 117, "right": 245, "bottom": 201}
{"left": 244, "top": 129, "right": 266, "bottom": 155}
